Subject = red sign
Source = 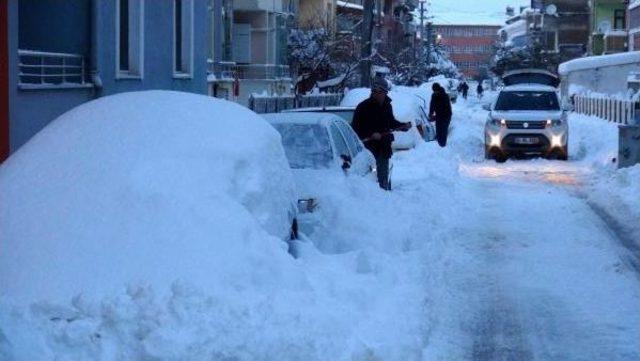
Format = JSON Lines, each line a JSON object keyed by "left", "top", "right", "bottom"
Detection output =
{"left": 0, "top": 0, "right": 8, "bottom": 162}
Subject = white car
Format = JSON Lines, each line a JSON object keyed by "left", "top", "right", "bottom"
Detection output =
{"left": 484, "top": 70, "right": 570, "bottom": 162}
{"left": 262, "top": 112, "right": 380, "bottom": 235}
{"left": 282, "top": 106, "right": 356, "bottom": 124}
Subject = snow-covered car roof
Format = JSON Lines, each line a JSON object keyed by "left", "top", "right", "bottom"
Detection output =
{"left": 281, "top": 106, "right": 355, "bottom": 113}
{"left": 262, "top": 112, "right": 344, "bottom": 126}
{"left": 501, "top": 84, "right": 559, "bottom": 92}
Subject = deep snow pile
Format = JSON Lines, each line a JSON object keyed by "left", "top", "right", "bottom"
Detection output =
{"left": 0, "top": 91, "right": 437, "bottom": 361}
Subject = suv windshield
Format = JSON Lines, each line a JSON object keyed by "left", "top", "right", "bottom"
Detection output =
{"left": 495, "top": 91, "right": 559, "bottom": 111}
{"left": 272, "top": 123, "right": 333, "bottom": 169}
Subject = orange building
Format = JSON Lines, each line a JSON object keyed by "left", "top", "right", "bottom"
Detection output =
{"left": 433, "top": 24, "right": 501, "bottom": 79}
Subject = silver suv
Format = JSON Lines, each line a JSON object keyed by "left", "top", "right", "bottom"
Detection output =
{"left": 484, "top": 70, "right": 570, "bottom": 162}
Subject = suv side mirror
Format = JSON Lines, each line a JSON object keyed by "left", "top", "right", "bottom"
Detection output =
{"left": 482, "top": 103, "right": 491, "bottom": 111}
{"left": 340, "top": 154, "right": 352, "bottom": 171}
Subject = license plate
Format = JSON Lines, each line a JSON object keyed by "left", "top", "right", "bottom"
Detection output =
{"left": 514, "top": 137, "right": 539, "bottom": 145}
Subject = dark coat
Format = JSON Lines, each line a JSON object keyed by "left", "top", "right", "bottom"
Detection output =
{"left": 429, "top": 90, "right": 452, "bottom": 122}
{"left": 352, "top": 96, "right": 405, "bottom": 159}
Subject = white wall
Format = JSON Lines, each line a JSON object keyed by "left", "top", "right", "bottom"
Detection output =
{"left": 561, "top": 63, "right": 640, "bottom": 98}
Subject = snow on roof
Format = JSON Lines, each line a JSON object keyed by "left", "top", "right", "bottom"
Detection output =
{"left": 316, "top": 74, "right": 346, "bottom": 88}
{"left": 282, "top": 106, "right": 356, "bottom": 112}
{"left": 559, "top": 52, "right": 640, "bottom": 75}
{"left": 499, "top": 19, "right": 527, "bottom": 38}
{"left": 262, "top": 112, "right": 342, "bottom": 125}
{"left": 0, "top": 90, "right": 298, "bottom": 303}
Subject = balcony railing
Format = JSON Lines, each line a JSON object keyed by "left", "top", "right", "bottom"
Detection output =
{"left": 18, "top": 49, "right": 92, "bottom": 89}
{"left": 209, "top": 62, "right": 292, "bottom": 81}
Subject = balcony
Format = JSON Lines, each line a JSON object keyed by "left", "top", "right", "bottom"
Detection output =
{"left": 604, "top": 30, "right": 628, "bottom": 54}
{"left": 209, "top": 62, "right": 292, "bottom": 81}
{"left": 18, "top": 49, "right": 92, "bottom": 90}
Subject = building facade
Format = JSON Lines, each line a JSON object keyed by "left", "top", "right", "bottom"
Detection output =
{"left": 589, "top": 0, "right": 628, "bottom": 55}
{"left": 629, "top": 0, "right": 640, "bottom": 50}
{"left": 1, "top": 0, "right": 8, "bottom": 162}
{"left": 208, "top": 0, "right": 296, "bottom": 106}
{"left": 5, "top": 0, "right": 210, "bottom": 157}
{"left": 434, "top": 24, "right": 501, "bottom": 79}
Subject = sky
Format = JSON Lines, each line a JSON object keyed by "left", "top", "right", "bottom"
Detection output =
{"left": 428, "top": 0, "right": 531, "bottom": 26}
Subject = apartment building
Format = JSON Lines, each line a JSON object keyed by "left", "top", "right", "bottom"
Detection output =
{"left": 5, "top": 0, "right": 209, "bottom": 158}
{"left": 629, "top": 0, "right": 640, "bottom": 50}
{"left": 589, "top": 0, "right": 628, "bottom": 54}
{"left": 1, "top": 0, "right": 8, "bottom": 161}
{"left": 434, "top": 24, "right": 501, "bottom": 78}
{"left": 208, "top": 0, "right": 296, "bottom": 105}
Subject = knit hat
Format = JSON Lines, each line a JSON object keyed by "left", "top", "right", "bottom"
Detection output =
{"left": 371, "top": 77, "right": 390, "bottom": 93}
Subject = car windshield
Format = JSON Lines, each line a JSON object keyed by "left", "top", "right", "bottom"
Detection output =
{"left": 331, "top": 111, "right": 355, "bottom": 124}
{"left": 272, "top": 123, "right": 334, "bottom": 169}
{"left": 495, "top": 91, "right": 560, "bottom": 111}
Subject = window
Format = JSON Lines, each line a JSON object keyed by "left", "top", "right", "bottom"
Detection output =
{"left": 335, "top": 120, "right": 362, "bottom": 155}
{"left": 614, "top": 9, "right": 626, "bottom": 30}
{"left": 495, "top": 91, "right": 560, "bottom": 111}
{"left": 174, "top": 0, "right": 194, "bottom": 76}
{"left": 329, "top": 124, "right": 351, "bottom": 159}
{"left": 117, "top": 0, "right": 144, "bottom": 78}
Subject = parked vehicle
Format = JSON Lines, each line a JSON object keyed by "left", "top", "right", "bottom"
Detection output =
{"left": 262, "top": 112, "right": 380, "bottom": 235}
{"left": 484, "top": 83, "right": 570, "bottom": 162}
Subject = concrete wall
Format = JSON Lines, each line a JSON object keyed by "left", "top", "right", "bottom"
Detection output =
{"left": 561, "top": 63, "right": 640, "bottom": 97}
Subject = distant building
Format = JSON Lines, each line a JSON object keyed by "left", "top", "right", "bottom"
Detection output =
{"left": 5, "top": 0, "right": 210, "bottom": 159}
{"left": 588, "top": 0, "right": 627, "bottom": 55}
{"left": 434, "top": 24, "right": 501, "bottom": 79}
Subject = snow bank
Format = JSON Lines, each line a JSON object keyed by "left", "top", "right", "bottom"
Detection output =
{"left": 559, "top": 52, "right": 640, "bottom": 75}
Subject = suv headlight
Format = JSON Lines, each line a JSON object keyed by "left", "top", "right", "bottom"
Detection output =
{"left": 546, "top": 119, "right": 563, "bottom": 127}
{"left": 488, "top": 118, "right": 506, "bottom": 127}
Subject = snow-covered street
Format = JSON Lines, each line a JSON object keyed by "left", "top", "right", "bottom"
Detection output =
{"left": 1, "top": 93, "right": 638, "bottom": 361}
{"left": 393, "top": 97, "right": 640, "bottom": 360}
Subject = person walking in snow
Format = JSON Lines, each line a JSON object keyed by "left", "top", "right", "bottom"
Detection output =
{"left": 459, "top": 81, "right": 469, "bottom": 100}
{"left": 429, "top": 83, "right": 452, "bottom": 148}
{"left": 352, "top": 78, "right": 411, "bottom": 190}
{"left": 477, "top": 82, "right": 484, "bottom": 100}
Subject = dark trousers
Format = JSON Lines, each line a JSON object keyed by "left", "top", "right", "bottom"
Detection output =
{"left": 436, "top": 119, "right": 451, "bottom": 147}
{"left": 375, "top": 156, "right": 390, "bottom": 190}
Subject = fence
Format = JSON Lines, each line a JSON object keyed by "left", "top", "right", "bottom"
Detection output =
{"left": 18, "top": 49, "right": 90, "bottom": 89}
{"left": 249, "top": 93, "right": 343, "bottom": 114}
{"left": 573, "top": 94, "right": 638, "bottom": 125}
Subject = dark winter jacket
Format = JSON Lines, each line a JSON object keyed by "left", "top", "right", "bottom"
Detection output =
{"left": 429, "top": 89, "right": 452, "bottom": 122}
{"left": 352, "top": 96, "right": 405, "bottom": 159}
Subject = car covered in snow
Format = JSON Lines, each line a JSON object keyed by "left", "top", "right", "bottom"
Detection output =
{"left": 0, "top": 91, "right": 301, "bottom": 304}
{"left": 262, "top": 112, "right": 379, "bottom": 235}
{"left": 484, "top": 70, "right": 570, "bottom": 162}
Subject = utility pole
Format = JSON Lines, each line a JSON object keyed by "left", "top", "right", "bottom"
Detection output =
{"left": 360, "top": 0, "right": 374, "bottom": 87}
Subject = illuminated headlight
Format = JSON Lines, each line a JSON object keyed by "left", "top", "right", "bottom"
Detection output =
{"left": 489, "top": 118, "right": 506, "bottom": 127}
{"left": 297, "top": 199, "right": 318, "bottom": 213}
{"left": 546, "top": 119, "right": 563, "bottom": 127}
{"left": 551, "top": 135, "right": 563, "bottom": 147}
{"left": 490, "top": 134, "right": 502, "bottom": 147}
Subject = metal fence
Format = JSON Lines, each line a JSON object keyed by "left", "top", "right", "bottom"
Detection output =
{"left": 573, "top": 94, "right": 638, "bottom": 125}
{"left": 18, "top": 49, "right": 89, "bottom": 88}
{"left": 209, "top": 61, "right": 292, "bottom": 81}
{"left": 249, "top": 93, "right": 343, "bottom": 114}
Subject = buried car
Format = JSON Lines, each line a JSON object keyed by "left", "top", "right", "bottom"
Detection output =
{"left": 262, "top": 112, "right": 380, "bottom": 235}
{"left": 0, "top": 91, "right": 301, "bottom": 304}
{"left": 484, "top": 70, "right": 569, "bottom": 162}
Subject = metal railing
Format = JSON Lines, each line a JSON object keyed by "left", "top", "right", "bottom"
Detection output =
{"left": 573, "top": 94, "right": 638, "bottom": 125}
{"left": 209, "top": 62, "right": 292, "bottom": 81}
{"left": 249, "top": 93, "right": 343, "bottom": 114}
{"left": 18, "top": 49, "right": 90, "bottom": 88}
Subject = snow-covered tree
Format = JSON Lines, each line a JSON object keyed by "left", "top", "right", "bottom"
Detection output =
{"left": 491, "top": 40, "right": 560, "bottom": 76}
{"left": 388, "top": 42, "right": 461, "bottom": 86}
